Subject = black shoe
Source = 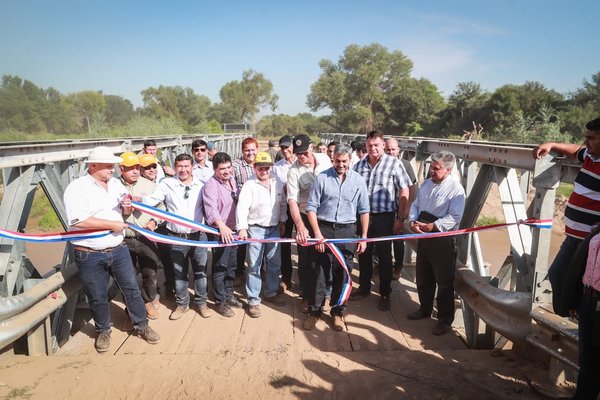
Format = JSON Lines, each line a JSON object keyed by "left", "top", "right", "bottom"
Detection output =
{"left": 407, "top": 309, "right": 431, "bottom": 320}
{"left": 349, "top": 288, "right": 369, "bottom": 301}
{"left": 377, "top": 295, "right": 391, "bottom": 311}
{"left": 432, "top": 322, "right": 452, "bottom": 336}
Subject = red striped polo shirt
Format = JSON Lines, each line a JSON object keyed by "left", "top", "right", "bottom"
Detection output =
{"left": 564, "top": 148, "right": 600, "bottom": 239}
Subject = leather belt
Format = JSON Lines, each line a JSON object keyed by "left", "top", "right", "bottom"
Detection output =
{"left": 318, "top": 220, "right": 355, "bottom": 229}
{"left": 73, "top": 245, "right": 120, "bottom": 253}
{"left": 250, "top": 224, "right": 277, "bottom": 229}
{"left": 583, "top": 285, "right": 600, "bottom": 299}
{"left": 167, "top": 230, "right": 200, "bottom": 239}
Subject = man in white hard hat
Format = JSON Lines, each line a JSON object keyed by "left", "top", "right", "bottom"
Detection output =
{"left": 64, "top": 146, "right": 160, "bottom": 353}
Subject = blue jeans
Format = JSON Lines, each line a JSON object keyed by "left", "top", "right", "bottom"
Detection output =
{"left": 548, "top": 235, "right": 582, "bottom": 315}
{"left": 573, "top": 294, "right": 600, "bottom": 399}
{"left": 169, "top": 232, "right": 208, "bottom": 308}
{"left": 74, "top": 243, "right": 148, "bottom": 333}
{"left": 246, "top": 225, "right": 281, "bottom": 305}
{"left": 211, "top": 235, "right": 237, "bottom": 304}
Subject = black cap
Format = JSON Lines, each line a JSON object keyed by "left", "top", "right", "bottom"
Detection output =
{"left": 292, "top": 134, "right": 311, "bottom": 154}
{"left": 279, "top": 135, "right": 293, "bottom": 147}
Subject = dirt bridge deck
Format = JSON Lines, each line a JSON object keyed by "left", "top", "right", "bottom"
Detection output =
{"left": 1, "top": 264, "right": 566, "bottom": 400}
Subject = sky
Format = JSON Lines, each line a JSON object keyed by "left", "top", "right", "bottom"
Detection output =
{"left": 2, "top": 0, "right": 599, "bottom": 117}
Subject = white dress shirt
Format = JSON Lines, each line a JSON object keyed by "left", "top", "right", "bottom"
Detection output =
{"left": 236, "top": 176, "right": 287, "bottom": 230}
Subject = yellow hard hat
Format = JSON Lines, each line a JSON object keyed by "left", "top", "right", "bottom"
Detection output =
{"left": 120, "top": 152, "right": 140, "bottom": 167}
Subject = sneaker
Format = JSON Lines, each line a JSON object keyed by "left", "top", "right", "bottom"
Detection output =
{"left": 145, "top": 302, "right": 159, "bottom": 320}
{"left": 377, "top": 295, "right": 391, "bottom": 311}
{"left": 247, "top": 304, "right": 261, "bottom": 318}
{"left": 432, "top": 322, "right": 452, "bottom": 336}
{"left": 407, "top": 309, "right": 431, "bottom": 320}
{"left": 332, "top": 315, "right": 345, "bottom": 331}
{"left": 196, "top": 304, "right": 212, "bottom": 318}
{"left": 264, "top": 294, "right": 286, "bottom": 306}
{"left": 138, "top": 325, "right": 160, "bottom": 344}
{"left": 95, "top": 331, "right": 111, "bottom": 353}
{"left": 169, "top": 305, "right": 189, "bottom": 320}
{"left": 303, "top": 315, "right": 319, "bottom": 331}
{"left": 217, "top": 303, "right": 235, "bottom": 318}
{"left": 349, "top": 288, "right": 369, "bottom": 301}
{"left": 226, "top": 297, "right": 244, "bottom": 308}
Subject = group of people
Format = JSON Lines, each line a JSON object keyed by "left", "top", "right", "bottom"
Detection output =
{"left": 64, "top": 132, "right": 467, "bottom": 353}
{"left": 62, "top": 117, "right": 600, "bottom": 398}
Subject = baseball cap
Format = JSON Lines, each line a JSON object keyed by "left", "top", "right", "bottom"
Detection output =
{"left": 206, "top": 141, "right": 215, "bottom": 150}
{"left": 254, "top": 151, "right": 273, "bottom": 166}
{"left": 279, "top": 135, "right": 293, "bottom": 147}
{"left": 292, "top": 134, "right": 311, "bottom": 154}
{"left": 119, "top": 152, "right": 140, "bottom": 167}
{"left": 139, "top": 154, "right": 158, "bottom": 167}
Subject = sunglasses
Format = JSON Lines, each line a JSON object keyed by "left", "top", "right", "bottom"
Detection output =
{"left": 143, "top": 164, "right": 158, "bottom": 170}
{"left": 296, "top": 151, "right": 309, "bottom": 157}
{"left": 184, "top": 186, "right": 190, "bottom": 199}
{"left": 193, "top": 148, "right": 207, "bottom": 152}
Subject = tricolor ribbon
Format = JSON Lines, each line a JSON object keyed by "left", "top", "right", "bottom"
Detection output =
{"left": 0, "top": 228, "right": 110, "bottom": 243}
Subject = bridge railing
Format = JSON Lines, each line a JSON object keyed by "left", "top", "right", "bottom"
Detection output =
{"left": 0, "top": 133, "right": 246, "bottom": 354}
{"left": 320, "top": 133, "right": 580, "bottom": 360}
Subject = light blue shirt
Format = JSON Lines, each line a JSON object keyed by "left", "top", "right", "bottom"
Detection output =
{"left": 409, "top": 177, "right": 465, "bottom": 232}
{"left": 306, "top": 168, "right": 370, "bottom": 224}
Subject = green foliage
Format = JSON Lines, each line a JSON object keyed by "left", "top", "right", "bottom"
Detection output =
{"left": 216, "top": 69, "right": 278, "bottom": 126}
{"left": 476, "top": 215, "right": 501, "bottom": 227}
{"left": 557, "top": 182, "right": 573, "bottom": 198}
{"left": 140, "top": 85, "right": 212, "bottom": 131}
{"left": 29, "top": 189, "right": 61, "bottom": 231}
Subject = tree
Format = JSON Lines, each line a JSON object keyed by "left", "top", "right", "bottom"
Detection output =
{"left": 307, "top": 43, "right": 413, "bottom": 133}
{"left": 62, "top": 91, "right": 106, "bottom": 134}
{"left": 218, "top": 69, "right": 278, "bottom": 127}
{"left": 104, "top": 95, "right": 135, "bottom": 127}
{"left": 435, "top": 82, "right": 490, "bottom": 137}
{"left": 572, "top": 71, "right": 600, "bottom": 114}
{"left": 141, "top": 85, "right": 211, "bottom": 131}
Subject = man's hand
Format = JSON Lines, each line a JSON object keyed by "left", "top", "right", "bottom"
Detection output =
{"left": 163, "top": 165, "right": 176, "bottom": 176}
{"left": 532, "top": 143, "right": 553, "bottom": 159}
{"left": 218, "top": 222, "right": 234, "bottom": 244}
{"left": 295, "top": 224, "right": 310, "bottom": 245}
{"left": 109, "top": 221, "right": 128, "bottom": 233}
{"left": 393, "top": 219, "right": 404, "bottom": 235}
{"left": 356, "top": 240, "right": 366, "bottom": 254}
{"left": 238, "top": 228, "right": 248, "bottom": 241}
{"left": 144, "top": 219, "right": 157, "bottom": 231}
{"left": 314, "top": 232, "right": 325, "bottom": 253}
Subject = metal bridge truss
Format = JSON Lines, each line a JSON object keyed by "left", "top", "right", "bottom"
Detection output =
{"left": 0, "top": 134, "right": 245, "bottom": 355}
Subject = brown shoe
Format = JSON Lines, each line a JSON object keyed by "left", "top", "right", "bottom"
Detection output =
{"left": 303, "top": 315, "right": 319, "bottom": 331}
{"left": 196, "top": 304, "right": 212, "bottom": 318}
{"left": 264, "top": 294, "right": 286, "bottom": 306}
{"left": 332, "top": 315, "right": 345, "bottom": 331}
{"left": 145, "top": 302, "right": 159, "bottom": 320}
{"left": 137, "top": 325, "right": 160, "bottom": 344}
{"left": 217, "top": 303, "right": 235, "bottom": 318}
{"left": 95, "top": 330, "right": 111, "bottom": 353}
{"left": 169, "top": 305, "right": 189, "bottom": 320}
{"left": 247, "top": 304, "right": 261, "bottom": 318}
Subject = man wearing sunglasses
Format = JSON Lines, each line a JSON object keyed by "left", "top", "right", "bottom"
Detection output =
{"left": 287, "top": 134, "right": 332, "bottom": 312}
{"left": 141, "top": 153, "right": 211, "bottom": 320}
{"left": 191, "top": 139, "right": 214, "bottom": 184}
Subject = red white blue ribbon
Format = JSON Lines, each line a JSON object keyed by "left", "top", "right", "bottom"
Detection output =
{"left": 0, "top": 228, "right": 111, "bottom": 243}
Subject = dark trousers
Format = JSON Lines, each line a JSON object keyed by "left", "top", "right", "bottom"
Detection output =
{"left": 548, "top": 235, "right": 582, "bottom": 315}
{"left": 280, "top": 206, "right": 294, "bottom": 286}
{"left": 75, "top": 243, "right": 148, "bottom": 333}
{"left": 296, "top": 213, "right": 316, "bottom": 298}
{"left": 357, "top": 212, "right": 395, "bottom": 296}
{"left": 393, "top": 239, "right": 405, "bottom": 269}
{"left": 124, "top": 236, "right": 160, "bottom": 303}
{"left": 236, "top": 244, "right": 247, "bottom": 276}
{"left": 573, "top": 293, "right": 600, "bottom": 399}
{"left": 415, "top": 236, "right": 457, "bottom": 325}
{"left": 309, "top": 223, "right": 356, "bottom": 317}
{"left": 155, "top": 224, "right": 175, "bottom": 297}
{"left": 210, "top": 234, "right": 238, "bottom": 303}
